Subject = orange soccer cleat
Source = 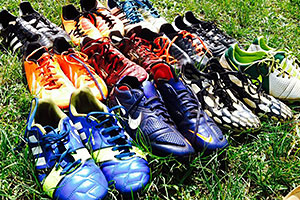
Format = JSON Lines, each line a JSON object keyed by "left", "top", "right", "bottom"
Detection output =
{"left": 80, "top": 0, "right": 125, "bottom": 37}
{"left": 23, "top": 42, "right": 75, "bottom": 109}
{"left": 61, "top": 4, "right": 102, "bottom": 46}
{"left": 52, "top": 37, "right": 108, "bottom": 101}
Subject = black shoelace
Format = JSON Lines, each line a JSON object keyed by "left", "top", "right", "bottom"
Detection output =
{"left": 125, "top": 90, "right": 175, "bottom": 125}
{"left": 220, "top": 70, "right": 264, "bottom": 97}
{"left": 194, "top": 71, "right": 237, "bottom": 111}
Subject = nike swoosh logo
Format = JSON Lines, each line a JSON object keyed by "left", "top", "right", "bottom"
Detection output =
{"left": 115, "top": 97, "right": 142, "bottom": 130}
{"left": 128, "top": 112, "right": 142, "bottom": 130}
{"left": 188, "top": 130, "right": 213, "bottom": 143}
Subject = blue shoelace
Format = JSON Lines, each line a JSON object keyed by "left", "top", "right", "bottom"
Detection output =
{"left": 29, "top": 123, "right": 82, "bottom": 175}
{"left": 86, "top": 106, "right": 135, "bottom": 159}
{"left": 70, "top": 54, "right": 106, "bottom": 100}
{"left": 118, "top": 0, "right": 144, "bottom": 23}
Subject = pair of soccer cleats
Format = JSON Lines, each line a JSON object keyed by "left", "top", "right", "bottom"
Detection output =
{"left": 25, "top": 86, "right": 150, "bottom": 199}
{"left": 172, "top": 11, "right": 237, "bottom": 58}
{"left": 109, "top": 64, "right": 228, "bottom": 158}
{"left": 23, "top": 37, "right": 107, "bottom": 109}
{"left": 0, "top": 2, "right": 69, "bottom": 54}
{"left": 221, "top": 36, "right": 300, "bottom": 101}
{"left": 181, "top": 58, "right": 292, "bottom": 131}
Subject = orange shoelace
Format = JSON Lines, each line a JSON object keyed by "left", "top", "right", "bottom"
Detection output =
{"left": 36, "top": 54, "right": 62, "bottom": 90}
{"left": 150, "top": 36, "right": 178, "bottom": 65}
{"left": 129, "top": 33, "right": 161, "bottom": 62}
{"left": 177, "top": 30, "right": 212, "bottom": 57}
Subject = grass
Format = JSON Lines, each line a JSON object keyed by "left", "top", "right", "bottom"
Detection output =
{"left": 0, "top": 0, "right": 300, "bottom": 199}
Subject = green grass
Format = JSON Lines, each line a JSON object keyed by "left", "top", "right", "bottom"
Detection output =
{"left": 0, "top": 0, "right": 300, "bottom": 199}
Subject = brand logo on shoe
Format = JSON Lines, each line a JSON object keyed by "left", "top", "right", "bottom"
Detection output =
{"left": 188, "top": 130, "right": 213, "bottom": 143}
{"left": 128, "top": 112, "right": 142, "bottom": 130}
{"left": 115, "top": 97, "right": 142, "bottom": 129}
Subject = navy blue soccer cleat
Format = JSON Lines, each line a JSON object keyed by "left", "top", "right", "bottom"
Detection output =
{"left": 109, "top": 76, "right": 195, "bottom": 158}
{"left": 69, "top": 86, "right": 150, "bottom": 194}
{"left": 25, "top": 98, "right": 108, "bottom": 200}
{"left": 151, "top": 64, "right": 228, "bottom": 152}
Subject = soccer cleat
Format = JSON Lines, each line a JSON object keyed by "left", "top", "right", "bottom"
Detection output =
{"left": 25, "top": 97, "right": 108, "bottom": 199}
{"left": 61, "top": 4, "right": 102, "bottom": 46}
{"left": 183, "top": 11, "right": 237, "bottom": 48}
{"left": 23, "top": 42, "right": 75, "bottom": 109}
{"left": 111, "top": 27, "right": 171, "bottom": 72}
{"left": 109, "top": 76, "right": 195, "bottom": 157}
{"left": 160, "top": 23, "right": 211, "bottom": 68}
{"left": 248, "top": 36, "right": 300, "bottom": 72}
{"left": 20, "top": 1, "right": 70, "bottom": 43}
{"left": 128, "top": 26, "right": 193, "bottom": 69}
{"left": 173, "top": 15, "right": 227, "bottom": 58}
{"left": 151, "top": 64, "right": 228, "bottom": 152}
{"left": 209, "top": 58, "right": 293, "bottom": 120}
{"left": 80, "top": 0, "right": 125, "bottom": 36}
{"left": 80, "top": 36, "right": 148, "bottom": 87}
{"left": 0, "top": 10, "right": 50, "bottom": 53}
{"left": 69, "top": 86, "right": 150, "bottom": 194}
{"left": 181, "top": 61, "right": 261, "bottom": 130}
{"left": 220, "top": 43, "right": 300, "bottom": 101}
{"left": 52, "top": 37, "right": 108, "bottom": 101}
{"left": 107, "top": 0, "right": 157, "bottom": 32}
{"left": 133, "top": 0, "right": 168, "bottom": 31}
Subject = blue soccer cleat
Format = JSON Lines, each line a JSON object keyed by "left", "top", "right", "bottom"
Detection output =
{"left": 109, "top": 76, "right": 195, "bottom": 158}
{"left": 25, "top": 98, "right": 108, "bottom": 200}
{"left": 151, "top": 64, "right": 228, "bottom": 152}
{"left": 69, "top": 86, "right": 150, "bottom": 194}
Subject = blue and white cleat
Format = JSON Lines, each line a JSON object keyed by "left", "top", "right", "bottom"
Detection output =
{"left": 69, "top": 86, "right": 150, "bottom": 194}
{"left": 109, "top": 76, "right": 195, "bottom": 158}
{"left": 25, "top": 98, "right": 108, "bottom": 200}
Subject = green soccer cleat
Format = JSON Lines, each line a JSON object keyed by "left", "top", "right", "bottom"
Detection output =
{"left": 220, "top": 43, "right": 300, "bottom": 101}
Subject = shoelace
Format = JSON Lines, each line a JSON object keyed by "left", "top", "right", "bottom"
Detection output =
{"left": 197, "top": 72, "right": 238, "bottom": 111}
{"left": 123, "top": 88, "right": 175, "bottom": 125}
{"left": 244, "top": 53, "right": 300, "bottom": 79}
{"left": 128, "top": 33, "right": 162, "bottom": 62}
{"left": 83, "top": 38, "right": 133, "bottom": 78}
{"left": 136, "top": 0, "right": 160, "bottom": 17}
{"left": 64, "top": 52, "right": 106, "bottom": 99}
{"left": 273, "top": 50, "right": 300, "bottom": 72}
{"left": 92, "top": 8, "right": 116, "bottom": 29}
{"left": 199, "top": 21, "right": 233, "bottom": 42}
{"left": 177, "top": 89, "right": 199, "bottom": 119}
{"left": 176, "top": 81, "right": 205, "bottom": 135}
{"left": 175, "top": 30, "right": 211, "bottom": 57}
{"left": 26, "top": 13, "right": 59, "bottom": 34}
{"left": 83, "top": 11, "right": 110, "bottom": 34}
{"left": 150, "top": 36, "right": 178, "bottom": 65}
{"left": 36, "top": 52, "right": 63, "bottom": 90}
{"left": 86, "top": 106, "right": 135, "bottom": 159}
{"left": 30, "top": 123, "right": 82, "bottom": 175}
{"left": 70, "top": 13, "right": 98, "bottom": 38}
{"left": 117, "top": 0, "right": 144, "bottom": 23}
{"left": 285, "top": 51, "right": 300, "bottom": 69}
{"left": 144, "top": 95, "right": 175, "bottom": 125}
{"left": 220, "top": 70, "right": 264, "bottom": 97}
